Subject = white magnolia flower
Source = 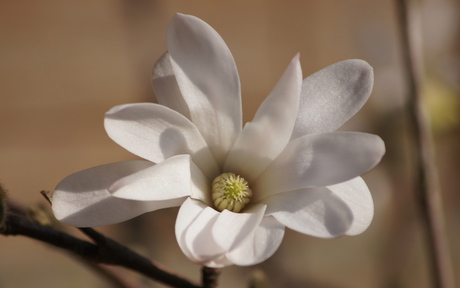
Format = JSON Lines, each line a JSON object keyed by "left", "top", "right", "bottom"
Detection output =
{"left": 52, "top": 13, "right": 385, "bottom": 267}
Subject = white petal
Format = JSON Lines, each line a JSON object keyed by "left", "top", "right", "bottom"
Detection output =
{"left": 327, "top": 177, "right": 374, "bottom": 235}
{"left": 104, "top": 103, "right": 219, "bottom": 179}
{"left": 184, "top": 206, "right": 225, "bottom": 263}
{"left": 224, "top": 55, "right": 302, "bottom": 181}
{"left": 226, "top": 216, "right": 285, "bottom": 266}
{"left": 175, "top": 200, "right": 238, "bottom": 268}
{"left": 204, "top": 257, "right": 234, "bottom": 268}
{"left": 175, "top": 199, "right": 231, "bottom": 266}
{"left": 52, "top": 161, "right": 184, "bottom": 227}
{"left": 167, "top": 13, "right": 242, "bottom": 164}
{"left": 292, "top": 60, "right": 374, "bottom": 138}
{"left": 152, "top": 52, "right": 191, "bottom": 119}
{"left": 265, "top": 188, "right": 353, "bottom": 238}
{"left": 109, "top": 155, "right": 211, "bottom": 205}
{"left": 212, "top": 204, "right": 266, "bottom": 251}
{"left": 175, "top": 198, "right": 207, "bottom": 263}
{"left": 254, "top": 132, "right": 385, "bottom": 200}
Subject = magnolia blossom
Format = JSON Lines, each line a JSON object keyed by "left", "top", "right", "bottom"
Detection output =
{"left": 52, "top": 13, "right": 385, "bottom": 267}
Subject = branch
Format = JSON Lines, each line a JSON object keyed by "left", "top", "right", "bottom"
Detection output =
{"left": 76, "top": 260, "right": 136, "bottom": 288}
{"left": 201, "top": 266, "right": 220, "bottom": 288}
{"left": 395, "top": 0, "right": 455, "bottom": 287}
{"left": 1, "top": 212, "right": 201, "bottom": 288}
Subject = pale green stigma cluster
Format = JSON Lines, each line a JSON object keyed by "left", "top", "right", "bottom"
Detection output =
{"left": 212, "top": 172, "right": 252, "bottom": 213}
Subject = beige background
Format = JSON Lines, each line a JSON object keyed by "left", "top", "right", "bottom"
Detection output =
{"left": 1, "top": 0, "right": 459, "bottom": 287}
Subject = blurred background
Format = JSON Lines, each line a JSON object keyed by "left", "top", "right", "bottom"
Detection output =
{"left": 0, "top": 0, "right": 459, "bottom": 287}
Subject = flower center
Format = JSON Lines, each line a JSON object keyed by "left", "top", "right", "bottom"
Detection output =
{"left": 212, "top": 172, "right": 252, "bottom": 213}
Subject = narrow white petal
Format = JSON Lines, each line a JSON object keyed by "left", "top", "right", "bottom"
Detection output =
{"left": 52, "top": 161, "right": 184, "bottom": 227}
{"left": 292, "top": 60, "right": 374, "bottom": 138}
{"left": 175, "top": 199, "right": 230, "bottom": 265}
{"left": 184, "top": 206, "right": 226, "bottom": 263}
{"left": 104, "top": 103, "right": 219, "bottom": 179}
{"left": 174, "top": 198, "right": 235, "bottom": 267}
{"left": 109, "top": 155, "right": 206, "bottom": 202}
{"left": 226, "top": 216, "right": 285, "bottom": 266}
{"left": 167, "top": 13, "right": 242, "bottom": 164}
{"left": 212, "top": 204, "right": 266, "bottom": 251}
{"left": 254, "top": 132, "right": 385, "bottom": 200}
{"left": 327, "top": 177, "right": 374, "bottom": 235}
{"left": 224, "top": 55, "right": 302, "bottom": 181}
{"left": 175, "top": 198, "right": 207, "bottom": 263}
{"left": 152, "top": 52, "right": 191, "bottom": 119}
{"left": 265, "top": 188, "right": 353, "bottom": 238}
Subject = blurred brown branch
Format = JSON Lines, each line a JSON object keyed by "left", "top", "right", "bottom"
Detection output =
{"left": 395, "top": 0, "right": 455, "bottom": 287}
{"left": 0, "top": 202, "right": 201, "bottom": 288}
{"left": 201, "top": 266, "right": 221, "bottom": 288}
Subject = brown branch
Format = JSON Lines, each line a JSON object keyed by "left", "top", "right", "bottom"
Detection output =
{"left": 77, "top": 261, "right": 135, "bottom": 288}
{"left": 1, "top": 213, "right": 201, "bottom": 288}
{"left": 201, "top": 266, "right": 220, "bottom": 288}
{"left": 395, "top": 0, "right": 455, "bottom": 287}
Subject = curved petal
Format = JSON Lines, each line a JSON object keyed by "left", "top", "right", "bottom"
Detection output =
{"left": 175, "top": 198, "right": 231, "bottom": 266}
{"left": 184, "top": 206, "right": 225, "bottom": 263}
{"left": 224, "top": 55, "right": 302, "bottom": 181}
{"left": 226, "top": 216, "right": 285, "bottom": 266}
{"left": 292, "top": 60, "right": 374, "bottom": 139}
{"left": 167, "top": 13, "right": 242, "bottom": 164}
{"left": 52, "top": 161, "right": 184, "bottom": 227}
{"left": 109, "top": 155, "right": 211, "bottom": 205}
{"left": 152, "top": 52, "right": 191, "bottom": 119}
{"left": 253, "top": 132, "right": 385, "bottom": 200}
{"left": 204, "top": 256, "right": 234, "bottom": 268}
{"left": 264, "top": 188, "right": 353, "bottom": 238}
{"left": 212, "top": 204, "right": 266, "bottom": 251}
{"left": 104, "top": 103, "right": 219, "bottom": 179}
{"left": 327, "top": 177, "right": 374, "bottom": 235}
{"left": 175, "top": 198, "right": 207, "bottom": 263}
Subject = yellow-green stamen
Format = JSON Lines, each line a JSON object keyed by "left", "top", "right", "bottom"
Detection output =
{"left": 212, "top": 172, "right": 252, "bottom": 213}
